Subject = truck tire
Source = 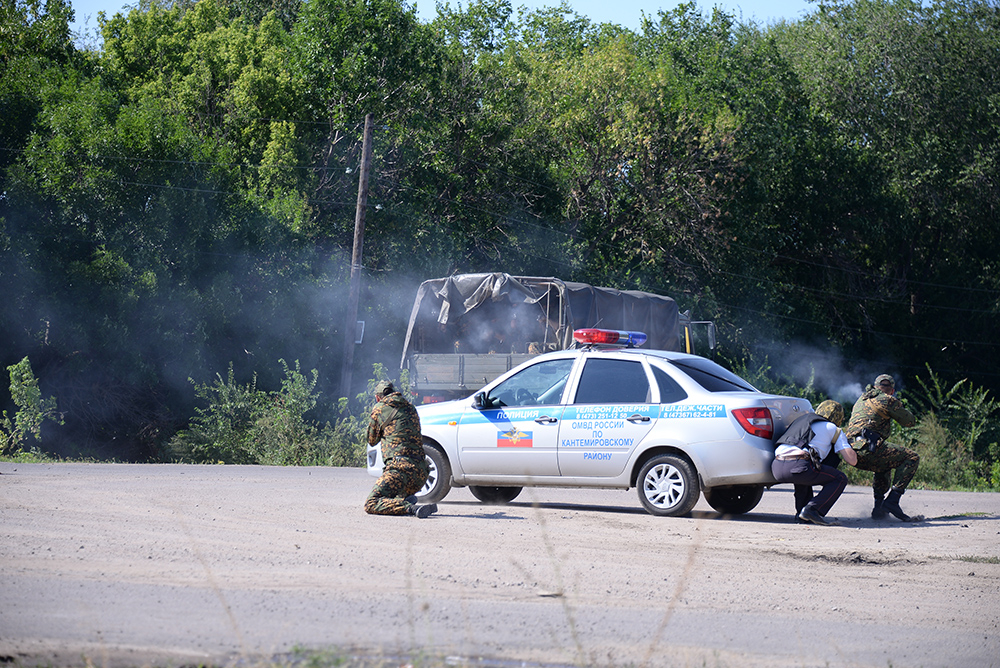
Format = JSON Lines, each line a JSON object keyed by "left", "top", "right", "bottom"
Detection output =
{"left": 703, "top": 484, "right": 764, "bottom": 515}
{"left": 468, "top": 486, "right": 523, "bottom": 504}
{"left": 417, "top": 444, "right": 452, "bottom": 504}
{"left": 637, "top": 454, "right": 699, "bottom": 517}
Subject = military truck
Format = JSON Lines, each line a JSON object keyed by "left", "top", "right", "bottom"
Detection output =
{"left": 400, "top": 273, "right": 714, "bottom": 402}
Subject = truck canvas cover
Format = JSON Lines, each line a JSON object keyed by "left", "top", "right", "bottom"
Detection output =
{"left": 401, "top": 273, "right": 682, "bottom": 368}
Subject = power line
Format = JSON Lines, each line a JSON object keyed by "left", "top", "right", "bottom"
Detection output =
{"left": 726, "top": 237, "right": 1000, "bottom": 296}
{"left": 720, "top": 303, "right": 998, "bottom": 348}
{"left": 701, "top": 263, "right": 999, "bottom": 316}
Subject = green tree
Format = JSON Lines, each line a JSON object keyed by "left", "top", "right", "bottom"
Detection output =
{"left": 1, "top": 357, "right": 64, "bottom": 455}
{"left": 775, "top": 0, "right": 1000, "bottom": 383}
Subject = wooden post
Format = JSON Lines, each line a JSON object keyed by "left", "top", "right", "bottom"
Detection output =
{"left": 339, "top": 114, "right": 374, "bottom": 399}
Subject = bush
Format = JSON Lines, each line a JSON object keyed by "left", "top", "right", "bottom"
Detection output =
{"left": 1, "top": 357, "right": 63, "bottom": 456}
{"left": 165, "top": 361, "right": 413, "bottom": 467}
{"left": 167, "top": 360, "right": 368, "bottom": 466}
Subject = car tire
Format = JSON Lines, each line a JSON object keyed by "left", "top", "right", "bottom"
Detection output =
{"left": 468, "top": 485, "right": 523, "bottom": 504}
{"left": 703, "top": 484, "right": 764, "bottom": 515}
{"left": 637, "top": 454, "right": 699, "bottom": 517}
{"left": 417, "top": 444, "right": 452, "bottom": 504}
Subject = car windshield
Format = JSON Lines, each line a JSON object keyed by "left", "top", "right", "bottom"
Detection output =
{"left": 670, "top": 358, "right": 758, "bottom": 393}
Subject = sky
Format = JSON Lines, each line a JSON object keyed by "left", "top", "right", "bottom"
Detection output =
{"left": 68, "top": 0, "right": 819, "bottom": 38}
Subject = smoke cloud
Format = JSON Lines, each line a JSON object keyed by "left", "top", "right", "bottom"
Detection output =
{"left": 754, "top": 338, "right": 902, "bottom": 405}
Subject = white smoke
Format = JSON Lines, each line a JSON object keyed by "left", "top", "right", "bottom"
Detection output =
{"left": 760, "top": 339, "right": 894, "bottom": 404}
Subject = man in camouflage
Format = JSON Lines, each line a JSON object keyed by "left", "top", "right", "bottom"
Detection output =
{"left": 845, "top": 374, "right": 922, "bottom": 521}
{"left": 364, "top": 380, "right": 437, "bottom": 518}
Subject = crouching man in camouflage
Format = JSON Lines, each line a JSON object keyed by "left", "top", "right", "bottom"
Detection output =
{"left": 845, "top": 374, "right": 923, "bottom": 522}
{"left": 364, "top": 380, "right": 437, "bottom": 518}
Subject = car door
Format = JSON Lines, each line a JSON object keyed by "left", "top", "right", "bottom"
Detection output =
{"left": 456, "top": 357, "right": 575, "bottom": 477}
{"left": 557, "top": 356, "right": 658, "bottom": 477}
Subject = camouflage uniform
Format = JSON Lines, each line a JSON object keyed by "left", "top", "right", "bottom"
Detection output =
{"left": 845, "top": 375, "right": 921, "bottom": 520}
{"left": 364, "top": 386, "right": 430, "bottom": 516}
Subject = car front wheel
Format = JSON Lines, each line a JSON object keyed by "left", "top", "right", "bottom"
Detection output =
{"left": 703, "top": 484, "right": 764, "bottom": 515}
{"left": 637, "top": 454, "right": 699, "bottom": 517}
{"left": 417, "top": 444, "right": 452, "bottom": 504}
{"left": 468, "top": 485, "right": 523, "bottom": 504}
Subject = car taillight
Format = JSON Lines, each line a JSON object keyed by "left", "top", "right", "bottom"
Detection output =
{"left": 732, "top": 407, "right": 773, "bottom": 439}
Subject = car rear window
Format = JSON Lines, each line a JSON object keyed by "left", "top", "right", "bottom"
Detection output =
{"left": 670, "top": 358, "right": 758, "bottom": 393}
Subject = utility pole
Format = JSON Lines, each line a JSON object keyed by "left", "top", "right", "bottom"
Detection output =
{"left": 339, "top": 113, "right": 374, "bottom": 399}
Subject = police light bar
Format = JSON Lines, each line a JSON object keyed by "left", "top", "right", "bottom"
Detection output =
{"left": 573, "top": 328, "right": 648, "bottom": 347}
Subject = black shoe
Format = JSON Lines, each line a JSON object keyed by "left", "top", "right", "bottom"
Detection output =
{"left": 404, "top": 495, "right": 418, "bottom": 505}
{"left": 415, "top": 503, "right": 438, "bottom": 518}
{"left": 872, "top": 497, "right": 889, "bottom": 520}
{"left": 798, "top": 506, "right": 841, "bottom": 526}
{"left": 884, "top": 489, "right": 922, "bottom": 521}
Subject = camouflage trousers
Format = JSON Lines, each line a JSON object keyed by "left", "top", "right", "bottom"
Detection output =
{"left": 853, "top": 441, "right": 920, "bottom": 498}
{"left": 364, "top": 457, "right": 429, "bottom": 516}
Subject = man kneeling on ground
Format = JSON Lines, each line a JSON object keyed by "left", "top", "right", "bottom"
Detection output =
{"left": 364, "top": 380, "right": 437, "bottom": 518}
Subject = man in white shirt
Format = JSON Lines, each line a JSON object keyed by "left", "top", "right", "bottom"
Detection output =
{"left": 772, "top": 400, "right": 858, "bottom": 526}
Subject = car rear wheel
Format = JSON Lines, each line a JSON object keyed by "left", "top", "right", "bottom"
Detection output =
{"left": 703, "top": 484, "right": 764, "bottom": 515}
{"left": 637, "top": 454, "right": 699, "bottom": 517}
{"left": 469, "top": 485, "right": 523, "bottom": 504}
{"left": 416, "top": 444, "right": 452, "bottom": 504}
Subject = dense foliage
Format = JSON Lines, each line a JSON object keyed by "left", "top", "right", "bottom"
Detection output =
{"left": 1, "top": 0, "right": 997, "bottom": 484}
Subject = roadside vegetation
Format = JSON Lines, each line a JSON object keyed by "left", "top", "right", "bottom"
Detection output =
{"left": 2, "top": 0, "right": 998, "bottom": 486}
{"left": 4, "top": 354, "right": 997, "bottom": 492}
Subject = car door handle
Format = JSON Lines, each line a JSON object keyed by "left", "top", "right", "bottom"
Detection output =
{"left": 627, "top": 414, "right": 650, "bottom": 423}
{"left": 535, "top": 416, "right": 558, "bottom": 424}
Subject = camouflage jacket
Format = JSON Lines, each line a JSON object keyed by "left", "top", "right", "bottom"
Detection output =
{"left": 845, "top": 385, "right": 916, "bottom": 441}
{"left": 367, "top": 391, "right": 424, "bottom": 465}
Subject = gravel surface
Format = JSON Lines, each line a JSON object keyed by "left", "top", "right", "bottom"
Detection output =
{"left": 1, "top": 463, "right": 998, "bottom": 668}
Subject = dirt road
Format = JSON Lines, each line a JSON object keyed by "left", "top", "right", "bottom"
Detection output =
{"left": 1, "top": 463, "right": 998, "bottom": 668}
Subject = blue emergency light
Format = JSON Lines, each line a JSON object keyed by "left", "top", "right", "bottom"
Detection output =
{"left": 573, "top": 328, "right": 648, "bottom": 347}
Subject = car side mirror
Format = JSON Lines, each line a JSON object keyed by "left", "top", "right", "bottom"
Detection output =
{"left": 473, "top": 391, "right": 488, "bottom": 410}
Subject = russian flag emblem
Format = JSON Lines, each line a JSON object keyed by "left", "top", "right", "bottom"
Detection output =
{"left": 498, "top": 428, "right": 533, "bottom": 447}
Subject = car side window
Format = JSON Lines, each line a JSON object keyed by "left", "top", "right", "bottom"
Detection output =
{"left": 574, "top": 358, "right": 651, "bottom": 404}
{"left": 490, "top": 358, "right": 575, "bottom": 407}
{"left": 652, "top": 366, "right": 688, "bottom": 404}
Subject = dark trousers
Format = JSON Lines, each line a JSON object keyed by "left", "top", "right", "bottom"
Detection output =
{"left": 771, "top": 457, "right": 848, "bottom": 516}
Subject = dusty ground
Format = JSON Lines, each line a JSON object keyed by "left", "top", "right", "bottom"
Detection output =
{"left": 1, "top": 463, "right": 998, "bottom": 668}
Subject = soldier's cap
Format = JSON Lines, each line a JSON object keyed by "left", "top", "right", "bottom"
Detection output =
{"left": 374, "top": 380, "right": 395, "bottom": 396}
{"left": 874, "top": 374, "right": 895, "bottom": 388}
{"left": 815, "top": 399, "right": 844, "bottom": 427}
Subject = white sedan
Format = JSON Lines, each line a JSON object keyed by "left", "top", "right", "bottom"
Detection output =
{"left": 368, "top": 328, "right": 812, "bottom": 517}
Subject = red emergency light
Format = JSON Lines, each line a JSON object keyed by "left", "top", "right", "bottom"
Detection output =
{"left": 573, "top": 328, "right": 648, "bottom": 347}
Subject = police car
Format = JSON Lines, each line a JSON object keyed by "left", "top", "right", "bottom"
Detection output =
{"left": 368, "top": 328, "right": 812, "bottom": 517}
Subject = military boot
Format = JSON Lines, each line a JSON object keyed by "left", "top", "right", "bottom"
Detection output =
{"left": 414, "top": 503, "right": 438, "bottom": 518}
{"left": 883, "top": 488, "right": 920, "bottom": 522}
{"left": 871, "top": 494, "right": 888, "bottom": 520}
